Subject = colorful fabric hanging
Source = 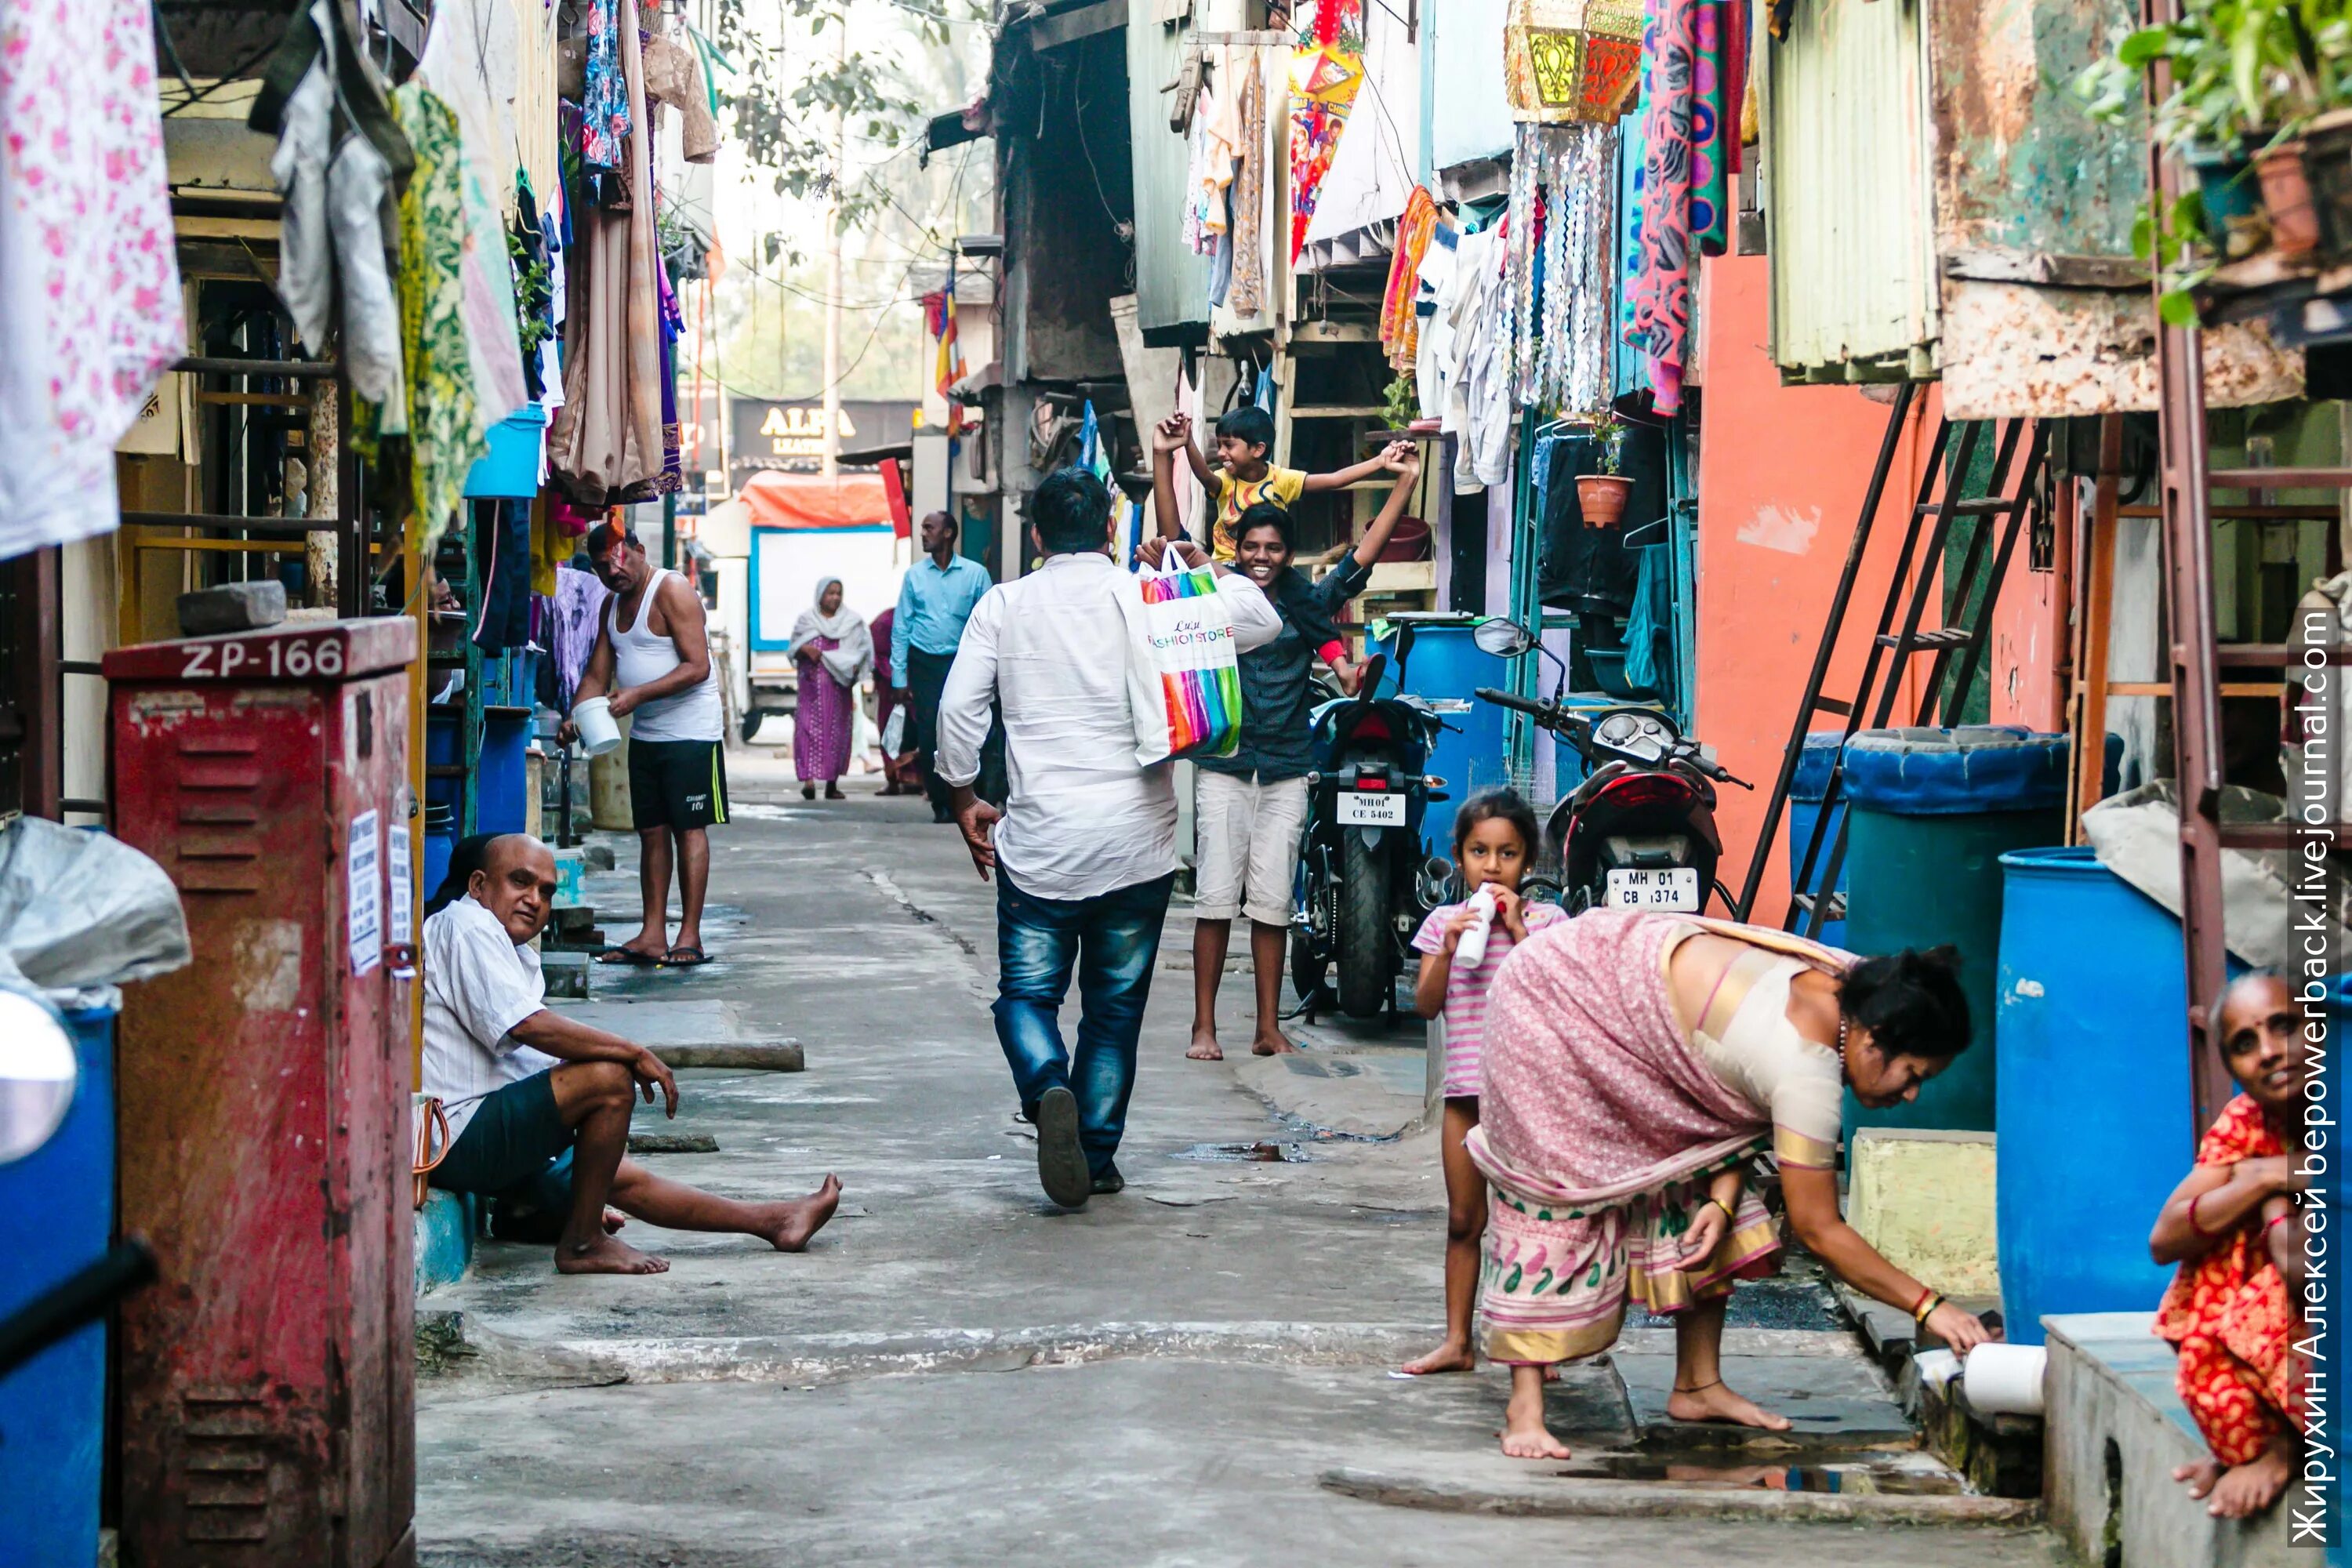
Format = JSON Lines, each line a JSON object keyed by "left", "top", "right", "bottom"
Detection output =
{"left": 1504, "top": 0, "right": 1644, "bottom": 125}
{"left": 1690, "top": 0, "right": 1732, "bottom": 255}
{"left": 1229, "top": 56, "right": 1269, "bottom": 317}
{"left": 1380, "top": 187, "right": 1441, "bottom": 370}
{"left": 1510, "top": 124, "right": 1618, "bottom": 416}
{"left": 354, "top": 84, "right": 491, "bottom": 555}
{"left": 579, "top": 0, "right": 628, "bottom": 170}
{"left": 1624, "top": 0, "right": 1697, "bottom": 415}
{"left": 925, "top": 256, "right": 967, "bottom": 433}
{"left": 1286, "top": 0, "right": 1363, "bottom": 263}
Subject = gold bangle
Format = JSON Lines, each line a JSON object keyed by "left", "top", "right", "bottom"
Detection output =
{"left": 1912, "top": 1292, "right": 1944, "bottom": 1324}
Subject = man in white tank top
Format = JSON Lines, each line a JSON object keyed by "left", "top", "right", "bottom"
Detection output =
{"left": 563, "top": 521, "right": 728, "bottom": 967}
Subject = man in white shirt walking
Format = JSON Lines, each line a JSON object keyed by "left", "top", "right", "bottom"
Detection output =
{"left": 423, "top": 833, "right": 840, "bottom": 1273}
{"left": 936, "top": 467, "right": 1281, "bottom": 1207}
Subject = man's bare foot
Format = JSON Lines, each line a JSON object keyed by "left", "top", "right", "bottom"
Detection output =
{"left": 761, "top": 1174, "right": 843, "bottom": 1252}
{"left": 556, "top": 1233, "right": 670, "bottom": 1275}
{"left": 1501, "top": 1381, "right": 1572, "bottom": 1459}
{"left": 1250, "top": 1029, "right": 1298, "bottom": 1056}
{"left": 1186, "top": 1027, "right": 1224, "bottom": 1062}
{"left": 1398, "top": 1341, "right": 1476, "bottom": 1375}
{"left": 2207, "top": 1443, "right": 2294, "bottom": 1519}
{"left": 2175, "top": 1457, "right": 2223, "bottom": 1500}
{"left": 1667, "top": 1379, "right": 1792, "bottom": 1431}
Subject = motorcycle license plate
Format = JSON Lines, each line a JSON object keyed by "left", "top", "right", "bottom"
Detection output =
{"left": 1336, "top": 791, "right": 1406, "bottom": 826}
{"left": 1605, "top": 867, "right": 1701, "bottom": 911}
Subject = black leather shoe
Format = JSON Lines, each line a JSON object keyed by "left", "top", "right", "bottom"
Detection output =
{"left": 1090, "top": 1164, "right": 1124, "bottom": 1196}
{"left": 1033, "top": 1087, "right": 1091, "bottom": 1208}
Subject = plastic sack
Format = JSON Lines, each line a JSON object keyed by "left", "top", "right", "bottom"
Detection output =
{"left": 1114, "top": 564, "right": 1243, "bottom": 765}
{"left": 2081, "top": 779, "right": 2341, "bottom": 971}
{"left": 0, "top": 818, "right": 191, "bottom": 1004}
{"left": 881, "top": 704, "right": 907, "bottom": 758}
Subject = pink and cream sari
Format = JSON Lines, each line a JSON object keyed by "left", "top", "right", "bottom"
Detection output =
{"left": 1467, "top": 909, "right": 1850, "bottom": 1365}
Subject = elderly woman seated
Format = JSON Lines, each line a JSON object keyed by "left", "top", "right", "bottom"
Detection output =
{"left": 423, "top": 834, "right": 840, "bottom": 1274}
{"left": 1468, "top": 909, "right": 1998, "bottom": 1458}
{"left": 2151, "top": 972, "right": 2307, "bottom": 1519}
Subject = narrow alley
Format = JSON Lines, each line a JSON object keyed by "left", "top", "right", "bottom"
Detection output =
{"left": 411, "top": 777, "right": 2058, "bottom": 1566}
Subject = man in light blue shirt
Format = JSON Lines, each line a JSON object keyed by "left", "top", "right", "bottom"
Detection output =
{"left": 892, "top": 510, "right": 999, "bottom": 820}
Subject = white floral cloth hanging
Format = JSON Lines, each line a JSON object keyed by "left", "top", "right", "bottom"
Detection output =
{"left": 0, "top": 0, "right": 185, "bottom": 561}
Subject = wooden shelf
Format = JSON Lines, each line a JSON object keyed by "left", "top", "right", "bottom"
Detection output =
{"left": 2209, "top": 468, "right": 2352, "bottom": 489}
{"left": 1286, "top": 405, "right": 1387, "bottom": 419}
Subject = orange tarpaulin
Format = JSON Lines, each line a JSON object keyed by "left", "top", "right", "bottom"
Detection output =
{"left": 737, "top": 470, "right": 893, "bottom": 531}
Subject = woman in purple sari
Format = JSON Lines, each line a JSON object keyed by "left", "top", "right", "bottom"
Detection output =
{"left": 787, "top": 577, "right": 873, "bottom": 800}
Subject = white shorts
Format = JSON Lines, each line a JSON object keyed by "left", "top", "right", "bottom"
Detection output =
{"left": 1193, "top": 771, "right": 1308, "bottom": 928}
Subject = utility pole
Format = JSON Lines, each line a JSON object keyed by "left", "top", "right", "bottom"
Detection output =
{"left": 820, "top": 13, "right": 847, "bottom": 480}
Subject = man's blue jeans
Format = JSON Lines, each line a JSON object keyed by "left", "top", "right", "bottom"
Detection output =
{"left": 993, "top": 869, "right": 1177, "bottom": 1178}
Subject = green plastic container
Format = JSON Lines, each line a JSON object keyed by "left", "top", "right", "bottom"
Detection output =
{"left": 1839, "top": 727, "right": 2068, "bottom": 1133}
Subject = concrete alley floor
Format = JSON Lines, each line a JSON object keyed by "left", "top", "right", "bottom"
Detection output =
{"left": 413, "top": 765, "right": 2063, "bottom": 1567}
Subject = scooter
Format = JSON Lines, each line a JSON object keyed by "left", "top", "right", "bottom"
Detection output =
{"left": 1290, "top": 624, "right": 1454, "bottom": 1019}
{"left": 1469, "top": 622, "right": 1750, "bottom": 916}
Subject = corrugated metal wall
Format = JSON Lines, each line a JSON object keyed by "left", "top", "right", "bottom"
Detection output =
{"left": 1129, "top": 12, "right": 1211, "bottom": 343}
{"left": 1766, "top": 0, "right": 1940, "bottom": 381}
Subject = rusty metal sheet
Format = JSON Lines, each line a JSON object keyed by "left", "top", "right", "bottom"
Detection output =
{"left": 1940, "top": 278, "right": 2305, "bottom": 418}
{"left": 1928, "top": 0, "right": 2143, "bottom": 261}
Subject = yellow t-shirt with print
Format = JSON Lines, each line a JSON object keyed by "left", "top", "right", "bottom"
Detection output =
{"left": 1208, "top": 464, "right": 1308, "bottom": 560}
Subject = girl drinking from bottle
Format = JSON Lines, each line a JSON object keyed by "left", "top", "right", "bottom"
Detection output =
{"left": 1399, "top": 789, "right": 1563, "bottom": 1376}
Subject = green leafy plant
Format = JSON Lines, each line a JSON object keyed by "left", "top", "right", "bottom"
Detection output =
{"left": 1381, "top": 372, "right": 1417, "bottom": 431}
{"left": 2074, "top": 0, "right": 2352, "bottom": 152}
{"left": 1588, "top": 408, "right": 1628, "bottom": 477}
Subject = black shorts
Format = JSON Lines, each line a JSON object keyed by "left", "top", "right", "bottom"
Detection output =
{"left": 628, "top": 737, "right": 729, "bottom": 831}
{"left": 431, "top": 1072, "right": 573, "bottom": 1196}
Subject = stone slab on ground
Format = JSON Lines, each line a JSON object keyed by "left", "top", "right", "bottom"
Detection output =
{"left": 2045, "top": 1311, "right": 2297, "bottom": 1568}
{"left": 1232, "top": 1045, "right": 1430, "bottom": 1138}
{"left": 1320, "top": 1465, "right": 2041, "bottom": 1526}
{"left": 549, "top": 999, "right": 803, "bottom": 1069}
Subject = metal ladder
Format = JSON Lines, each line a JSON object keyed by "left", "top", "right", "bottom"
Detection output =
{"left": 1733, "top": 387, "right": 2049, "bottom": 938}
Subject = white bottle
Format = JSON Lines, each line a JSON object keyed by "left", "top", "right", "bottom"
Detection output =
{"left": 1454, "top": 884, "right": 1499, "bottom": 970}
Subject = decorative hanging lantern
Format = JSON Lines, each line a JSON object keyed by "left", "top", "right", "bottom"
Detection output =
{"left": 1505, "top": 0, "right": 1642, "bottom": 125}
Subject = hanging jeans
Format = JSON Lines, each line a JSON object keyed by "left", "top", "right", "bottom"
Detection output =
{"left": 992, "top": 869, "right": 1178, "bottom": 1178}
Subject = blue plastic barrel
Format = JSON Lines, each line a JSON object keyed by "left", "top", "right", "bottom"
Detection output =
{"left": 0, "top": 1000, "right": 116, "bottom": 1563}
{"left": 1370, "top": 619, "right": 1513, "bottom": 855}
{"left": 1786, "top": 731, "right": 1848, "bottom": 947}
{"left": 1995, "top": 848, "right": 2214, "bottom": 1345}
{"left": 1842, "top": 727, "right": 2071, "bottom": 1132}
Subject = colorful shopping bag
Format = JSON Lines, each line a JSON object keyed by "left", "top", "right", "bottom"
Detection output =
{"left": 1114, "top": 564, "right": 1244, "bottom": 765}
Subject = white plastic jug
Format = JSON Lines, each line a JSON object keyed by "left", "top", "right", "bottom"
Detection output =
{"left": 572, "top": 696, "right": 622, "bottom": 757}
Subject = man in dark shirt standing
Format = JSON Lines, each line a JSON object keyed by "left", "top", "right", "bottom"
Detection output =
{"left": 1149, "top": 415, "right": 1421, "bottom": 1059}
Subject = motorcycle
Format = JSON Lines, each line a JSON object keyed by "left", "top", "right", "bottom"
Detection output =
{"left": 1290, "top": 623, "right": 1455, "bottom": 1019}
{"left": 1470, "top": 622, "right": 1750, "bottom": 916}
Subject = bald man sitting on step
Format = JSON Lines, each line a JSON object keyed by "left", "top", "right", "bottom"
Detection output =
{"left": 421, "top": 833, "right": 840, "bottom": 1274}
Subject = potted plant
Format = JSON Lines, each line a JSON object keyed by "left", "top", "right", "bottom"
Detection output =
{"left": 1575, "top": 410, "right": 1632, "bottom": 529}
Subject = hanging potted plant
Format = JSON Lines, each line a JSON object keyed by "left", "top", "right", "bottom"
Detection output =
{"left": 1576, "top": 410, "right": 1632, "bottom": 529}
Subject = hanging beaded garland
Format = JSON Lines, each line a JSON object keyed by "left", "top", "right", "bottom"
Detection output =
{"left": 1509, "top": 122, "right": 1620, "bottom": 416}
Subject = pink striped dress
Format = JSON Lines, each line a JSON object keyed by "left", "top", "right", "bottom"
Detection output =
{"left": 1412, "top": 898, "right": 1568, "bottom": 1098}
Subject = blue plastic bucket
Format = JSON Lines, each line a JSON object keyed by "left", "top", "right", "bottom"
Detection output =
{"left": 1996, "top": 848, "right": 2216, "bottom": 1345}
{"left": 0, "top": 1001, "right": 117, "bottom": 1564}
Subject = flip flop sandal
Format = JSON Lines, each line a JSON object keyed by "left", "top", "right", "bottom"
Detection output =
{"left": 596, "top": 947, "right": 662, "bottom": 967}
{"left": 662, "top": 946, "right": 711, "bottom": 967}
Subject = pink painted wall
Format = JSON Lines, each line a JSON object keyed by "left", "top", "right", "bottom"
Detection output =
{"left": 1692, "top": 254, "right": 1936, "bottom": 924}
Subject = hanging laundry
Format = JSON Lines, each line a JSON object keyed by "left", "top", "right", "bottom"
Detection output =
{"left": 1286, "top": 0, "right": 1363, "bottom": 264}
{"left": 354, "top": 84, "right": 493, "bottom": 554}
{"left": 641, "top": 27, "right": 719, "bottom": 164}
{"left": 1414, "top": 220, "right": 1461, "bottom": 420}
{"left": 549, "top": 564, "right": 612, "bottom": 710}
{"left": 1380, "top": 187, "right": 1441, "bottom": 371}
{"left": 416, "top": 0, "right": 522, "bottom": 216}
{"left": 474, "top": 498, "right": 535, "bottom": 652}
{"left": 1690, "top": 0, "right": 1733, "bottom": 255}
{"left": 251, "top": 0, "right": 411, "bottom": 406}
{"left": 550, "top": 0, "right": 666, "bottom": 506}
{"left": 1445, "top": 227, "right": 1515, "bottom": 492}
{"left": 0, "top": 0, "right": 186, "bottom": 561}
{"left": 1625, "top": 0, "right": 1699, "bottom": 415}
{"left": 1229, "top": 56, "right": 1269, "bottom": 318}
{"left": 578, "top": 0, "right": 629, "bottom": 172}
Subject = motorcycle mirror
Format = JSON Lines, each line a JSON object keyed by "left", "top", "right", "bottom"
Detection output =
{"left": 0, "top": 989, "right": 78, "bottom": 1166}
{"left": 1472, "top": 619, "right": 1537, "bottom": 658}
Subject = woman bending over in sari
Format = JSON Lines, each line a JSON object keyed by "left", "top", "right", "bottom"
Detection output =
{"left": 1471, "top": 909, "right": 1996, "bottom": 1459}
{"left": 2151, "top": 972, "right": 2307, "bottom": 1520}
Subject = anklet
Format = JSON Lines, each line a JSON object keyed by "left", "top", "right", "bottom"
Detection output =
{"left": 1673, "top": 1378, "right": 1726, "bottom": 1394}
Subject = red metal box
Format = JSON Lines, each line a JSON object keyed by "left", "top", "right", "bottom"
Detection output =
{"left": 103, "top": 618, "right": 417, "bottom": 1567}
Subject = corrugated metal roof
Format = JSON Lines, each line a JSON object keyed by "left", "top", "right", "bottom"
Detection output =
{"left": 1128, "top": 13, "right": 1213, "bottom": 341}
{"left": 1766, "top": 0, "right": 1940, "bottom": 381}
